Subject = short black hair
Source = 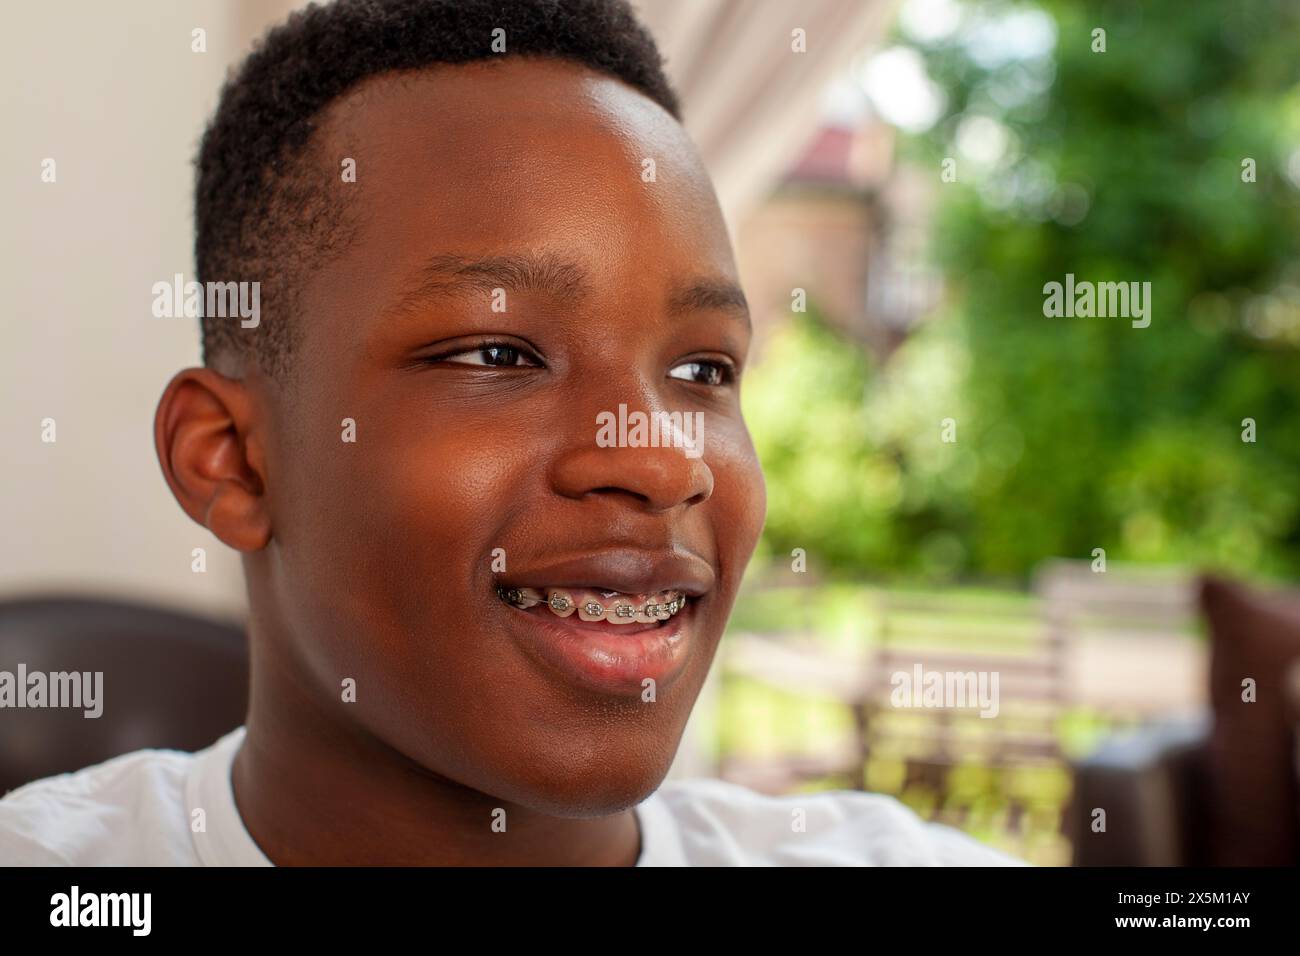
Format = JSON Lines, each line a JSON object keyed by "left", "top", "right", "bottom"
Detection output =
{"left": 195, "top": 0, "right": 681, "bottom": 376}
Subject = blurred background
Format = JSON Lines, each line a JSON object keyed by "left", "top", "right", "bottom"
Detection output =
{"left": 3, "top": 0, "right": 1300, "bottom": 867}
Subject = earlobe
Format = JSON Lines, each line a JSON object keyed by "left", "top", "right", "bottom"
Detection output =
{"left": 154, "top": 367, "right": 272, "bottom": 552}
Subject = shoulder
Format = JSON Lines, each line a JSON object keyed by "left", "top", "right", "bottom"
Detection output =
{"left": 650, "top": 777, "right": 1029, "bottom": 866}
{"left": 0, "top": 745, "right": 197, "bottom": 865}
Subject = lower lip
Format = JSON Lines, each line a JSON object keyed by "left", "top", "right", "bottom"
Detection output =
{"left": 502, "top": 599, "right": 695, "bottom": 697}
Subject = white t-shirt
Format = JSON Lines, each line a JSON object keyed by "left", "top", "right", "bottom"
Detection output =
{"left": 0, "top": 726, "right": 1027, "bottom": 866}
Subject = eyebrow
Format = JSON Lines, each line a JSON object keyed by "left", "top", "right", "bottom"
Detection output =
{"left": 668, "top": 277, "right": 751, "bottom": 329}
{"left": 388, "top": 252, "right": 588, "bottom": 315}
{"left": 385, "top": 251, "right": 750, "bottom": 329}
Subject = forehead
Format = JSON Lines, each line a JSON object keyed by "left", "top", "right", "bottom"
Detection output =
{"left": 314, "top": 57, "right": 735, "bottom": 285}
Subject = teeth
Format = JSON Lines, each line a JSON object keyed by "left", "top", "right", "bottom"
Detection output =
{"left": 577, "top": 599, "right": 607, "bottom": 622}
{"left": 496, "top": 585, "right": 688, "bottom": 623}
{"left": 498, "top": 587, "right": 542, "bottom": 609}
{"left": 547, "top": 590, "right": 577, "bottom": 617}
{"left": 608, "top": 600, "right": 639, "bottom": 626}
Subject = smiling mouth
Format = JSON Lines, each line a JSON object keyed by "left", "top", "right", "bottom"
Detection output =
{"left": 495, "top": 585, "right": 688, "bottom": 626}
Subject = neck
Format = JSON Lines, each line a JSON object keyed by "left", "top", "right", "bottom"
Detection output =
{"left": 231, "top": 613, "right": 642, "bottom": 866}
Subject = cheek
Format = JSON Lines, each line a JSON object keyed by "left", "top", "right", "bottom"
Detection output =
{"left": 272, "top": 420, "right": 547, "bottom": 737}
{"left": 709, "top": 426, "right": 767, "bottom": 569}
{"left": 355, "top": 425, "right": 531, "bottom": 604}
{"left": 273, "top": 409, "right": 531, "bottom": 639}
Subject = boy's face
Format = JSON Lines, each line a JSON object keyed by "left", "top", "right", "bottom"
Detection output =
{"left": 238, "top": 59, "right": 765, "bottom": 814}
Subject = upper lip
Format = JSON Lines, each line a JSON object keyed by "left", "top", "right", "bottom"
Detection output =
{"left": 498, "top": 548, "right": 715, "bottom": 597}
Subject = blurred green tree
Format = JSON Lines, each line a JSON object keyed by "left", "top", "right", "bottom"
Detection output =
{"left": 746, "top": 0, "right": 1300, "bottom": 582}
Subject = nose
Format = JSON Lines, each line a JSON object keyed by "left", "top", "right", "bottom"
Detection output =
{"left": 549, "top": 406, "right": 714, "bottom": 513}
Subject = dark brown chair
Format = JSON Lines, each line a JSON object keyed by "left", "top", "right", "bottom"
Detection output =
{"left": 0, "top": 595, "right": 248, "bottom": 796}
{"left": 1068, "top": 711, "right": 1215, "bottom": 865}
{"left": 1069, "top": 575, "right": 1300, "bottom": 866}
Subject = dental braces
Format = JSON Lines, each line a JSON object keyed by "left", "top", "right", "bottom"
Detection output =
{"left": 495, "top": 586, "right": 686, "bottom": 620}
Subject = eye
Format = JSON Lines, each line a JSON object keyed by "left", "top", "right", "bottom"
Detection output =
{"left": 668, "top": 359, "right": 734, "bottom": 386}
{"left": 438, "top": 342, "right": 541, "bottom": 368}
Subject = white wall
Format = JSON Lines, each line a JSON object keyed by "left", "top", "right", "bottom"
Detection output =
{"left": 0, "top": 1, "right": 299, "bottom": 618}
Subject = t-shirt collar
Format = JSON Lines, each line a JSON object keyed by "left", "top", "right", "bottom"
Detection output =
{"left": 188, "top": 724, "right": 686, "bottom": 866}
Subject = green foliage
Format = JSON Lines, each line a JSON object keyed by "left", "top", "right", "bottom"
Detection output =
{"left": 744, "top": 309, "right": 977, "bottom": 580}
{"left": 745, "top": 0, "right": 1300, "bottom": 581}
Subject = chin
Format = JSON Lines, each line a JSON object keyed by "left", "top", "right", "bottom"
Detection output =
{"left": 486, "top": 740, "right": 682, "bottom": 818}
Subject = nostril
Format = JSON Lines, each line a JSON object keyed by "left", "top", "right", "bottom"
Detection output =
{"left": 550, "top": 444, "right": 712, "bottom": 511}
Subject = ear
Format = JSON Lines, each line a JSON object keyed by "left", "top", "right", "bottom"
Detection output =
{"left": 154, "top": 367, "right": 271, "bottom": 551}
